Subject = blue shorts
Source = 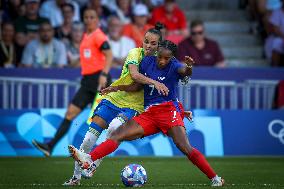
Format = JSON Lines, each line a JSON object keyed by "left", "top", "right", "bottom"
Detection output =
{"left": 93, "top": 99, "right": 138, "bottom": 125}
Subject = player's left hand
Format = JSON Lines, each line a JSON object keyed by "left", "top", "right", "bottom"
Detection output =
{"left": 184, "top": 111, "right": 193, "bottom": 122}
{"left": 184, "top": 56, "right": 194, "bottom": 67}
{"left": 98, "top": 75, "right": 107, "bottom": 90}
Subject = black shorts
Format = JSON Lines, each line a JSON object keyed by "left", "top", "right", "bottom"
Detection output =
{"left": 71, "top": 72, "right": 112, "bottom": 110}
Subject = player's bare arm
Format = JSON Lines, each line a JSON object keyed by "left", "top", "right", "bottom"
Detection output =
{"left": 129, "top": 64, "right": 169, "bottom": 96}
{"left": 98, "top": 49, "right": 113, "bottom": 90}
{"left": 100, "top": 82, "right": 143, "bottom": 95}
{"left": 178, "top": 56, "right": 194, "bottom": 77}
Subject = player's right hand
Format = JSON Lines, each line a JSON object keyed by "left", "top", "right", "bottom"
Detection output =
{"left": 100, "top": 86, "right": 118, "bottom": 95}
{"left": 154, "top": 81, "right": 169, "bottom": 96}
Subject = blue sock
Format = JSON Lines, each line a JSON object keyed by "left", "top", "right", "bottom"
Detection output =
{"left": 89, "top": 122, "right": 104, "bottom": 137}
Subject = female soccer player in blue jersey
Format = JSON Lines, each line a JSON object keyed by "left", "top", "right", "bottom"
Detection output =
{"left": 68, "top": 40, "right": 224, "bottom": 186}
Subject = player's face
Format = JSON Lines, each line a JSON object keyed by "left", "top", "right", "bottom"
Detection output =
{"left": 84, "top": 10, "right": 98, "bottom": 31}
{"left": 157, "top": 47, "right": 173, "bottom": 69}
{"left": 143, "top": 32, "right": 159, "bottom": 56}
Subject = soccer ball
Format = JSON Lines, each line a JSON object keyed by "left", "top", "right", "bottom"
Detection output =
{"left": 121, "top": 164, "right": 147, "bottom": 187}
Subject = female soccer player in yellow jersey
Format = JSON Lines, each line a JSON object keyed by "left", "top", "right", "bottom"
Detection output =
{"left": 63, "top": 23, "right": 170, "bottom": 186}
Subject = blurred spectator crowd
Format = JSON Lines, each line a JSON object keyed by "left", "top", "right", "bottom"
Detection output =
{"left": 247, "top": 0, "right": 284, "bottom": 66}
{"left": 0, "top": 0, "right": 226, "bottom": 68}
{"left": 0, "top": 0, "right": 283, "bottom": 68}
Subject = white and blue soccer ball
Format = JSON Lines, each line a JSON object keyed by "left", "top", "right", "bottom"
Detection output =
{"left": 121, "top": 164, "right": 147, "bottom": 187}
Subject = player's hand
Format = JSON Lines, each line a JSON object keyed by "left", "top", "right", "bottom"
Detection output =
{"left": 153, "top": 81, "right": 169, "bottom": 96}
{"left": 184, "top": 56, "right": 194, "bottom": 67}
{"left": 100, "top": 86, "right": 118, "bottom": 95}
{"left": 98, "top": 75, "right": 107, "bottom": 90}
{"left": 184, "top": 111, "right": 193, "bottom": 122}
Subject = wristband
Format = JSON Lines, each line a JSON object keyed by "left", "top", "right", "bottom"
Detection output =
{"left": 186, "top": 64, "right": 193, "bottom": 69}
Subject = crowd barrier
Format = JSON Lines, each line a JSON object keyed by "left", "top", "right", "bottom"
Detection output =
{"left": 0, "top": 76, "right": 279, "bottom": 110}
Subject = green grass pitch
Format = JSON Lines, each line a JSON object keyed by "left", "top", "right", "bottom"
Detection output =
{"left": 0, "top": 157, "right": 284, "bottom": 189}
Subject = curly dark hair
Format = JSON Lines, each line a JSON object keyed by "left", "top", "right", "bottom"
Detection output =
{"left": 159, "top": 40, "right": 178, "bottom": 56}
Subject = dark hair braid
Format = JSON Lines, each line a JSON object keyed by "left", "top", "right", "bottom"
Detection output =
{"left": 159, "top": 40, "right": 178, "bottom": 56}
{"left": 146, "top": 22, "right": 165, "bottom": 43}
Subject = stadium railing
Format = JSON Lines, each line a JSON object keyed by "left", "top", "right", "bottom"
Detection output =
{"left": 0, "top": 77, "right": 278, "bottom": 110}
{"left": 0, "top": 77, "right": 78, "bottom": 109}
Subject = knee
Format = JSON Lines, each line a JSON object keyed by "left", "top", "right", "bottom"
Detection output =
{"left": 65, "top": 108, "right": 77, "bottom": 120}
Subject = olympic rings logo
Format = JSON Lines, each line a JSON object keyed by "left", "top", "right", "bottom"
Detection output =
{"left": 268, "top": 120, "right": 284, "bottom": 145}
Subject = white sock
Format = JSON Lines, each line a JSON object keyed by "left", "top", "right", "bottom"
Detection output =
{"left": 84, "top": 117, "right": 125, "bottom": 173}
{"left": 73, "top": 130, "right": 100, "bottom": 179}
{"left": 106, "top": 116, "right": 125, "bottom": 138}
{"left": 73, "top": 117, "right": 125, "bottom": 179}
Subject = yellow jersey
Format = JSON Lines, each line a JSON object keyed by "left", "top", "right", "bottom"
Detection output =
{"left": 103, "top": 48, "right": 145, "bottom": 113}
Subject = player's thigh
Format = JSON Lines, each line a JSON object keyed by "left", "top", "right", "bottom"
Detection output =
{"left": 168, "top": 126, "right": 193, "bottom": 154}
{"left": 109, "top": 119, "right": 145, "bottom": 142}
{"left": 92, "top": 101, "right": 118, "bottom": 129}
{"left": 119, "top": 108, "right": 138, "bottom": 122}
{"left": 92, "top": 115, "right": 108, "bottom": 129}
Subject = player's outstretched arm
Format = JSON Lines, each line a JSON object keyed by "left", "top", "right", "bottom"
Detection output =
{"left": 129, "top": 64, "right": 169, "bottom": 96}
{"left": 100, "top": 82, "right": 143, "bottom": 95}
{"left": 178, "top": 56, "right": 194, "bottom": 77}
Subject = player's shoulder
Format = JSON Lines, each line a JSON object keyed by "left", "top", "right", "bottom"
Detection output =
{"left": 128, "top": 47, "right": 143, "bottom": 56}
{"left": 94, "top": 28, "right": 108, "bottom": 39}
{"left": 171, "top": 57, "right": 181, "bottom": 64}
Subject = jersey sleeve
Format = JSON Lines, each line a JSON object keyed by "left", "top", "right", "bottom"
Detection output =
{"left": 173, "top": 58, "right": 184, "bottom": 72}
{"left": 172, "top": 58, "right": 185, "bottom": 79}
{"left": 95, "top": 30, "right": 108, "bottom": 49}
{"left": 125, "top": 48, "right": 141, "bottom": 67}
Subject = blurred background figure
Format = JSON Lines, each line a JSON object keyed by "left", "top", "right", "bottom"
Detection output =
{"left": 14, "top": 0, "right": 49, "bottom": 48}
{"left": 55, "top": 2, "right": 75, "bottom": 44}
{"left": 123, "top": 3, "right": 152, "bottom": 47}
{"left": 80, "top": 0, "right": 114, "bottom": 32}
{"left": 149, "top": 0, "right": 188, "bottom": 44}
{"left": 32, "top": 9, "right": 113, "bottom": 158}
{"left": 65, "top": 22, "right": 84, "bottom": 67}
{"left": 108, "top": 15, "right": 136, "bottom": 68}
{"left": 0, "top": 21, "right": 21, "bottom": 67}
{"left": 21, "top": 21, "right": 67, "bottom": 67}
{"left": 39, "top": 0, "right": 80, "bottom": 27}
{"left": 177, "top": 20, "right": 225, "bottom": 67}
{"left": 264, "top": 0, "right": 284, "bottom": 66}
{"left": 1, "top": 0, "right": 25, "bottom": 22}
{"left": 247, "top": 0, "right": 282, "bottom": 38}
{"left": 114, "top": 0, "right": 132, "bottom": 24}
{"left": 273, "top": 80, "right": 284, "bottom": 109}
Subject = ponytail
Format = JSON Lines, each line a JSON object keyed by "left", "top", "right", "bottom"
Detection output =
{"left": 146, "top": 22, "right": 165, "bottom": 43}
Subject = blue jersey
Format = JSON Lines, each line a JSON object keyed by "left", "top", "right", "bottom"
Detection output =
{"left": 139, "top": 56, "right": 184, "bottom": 109}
